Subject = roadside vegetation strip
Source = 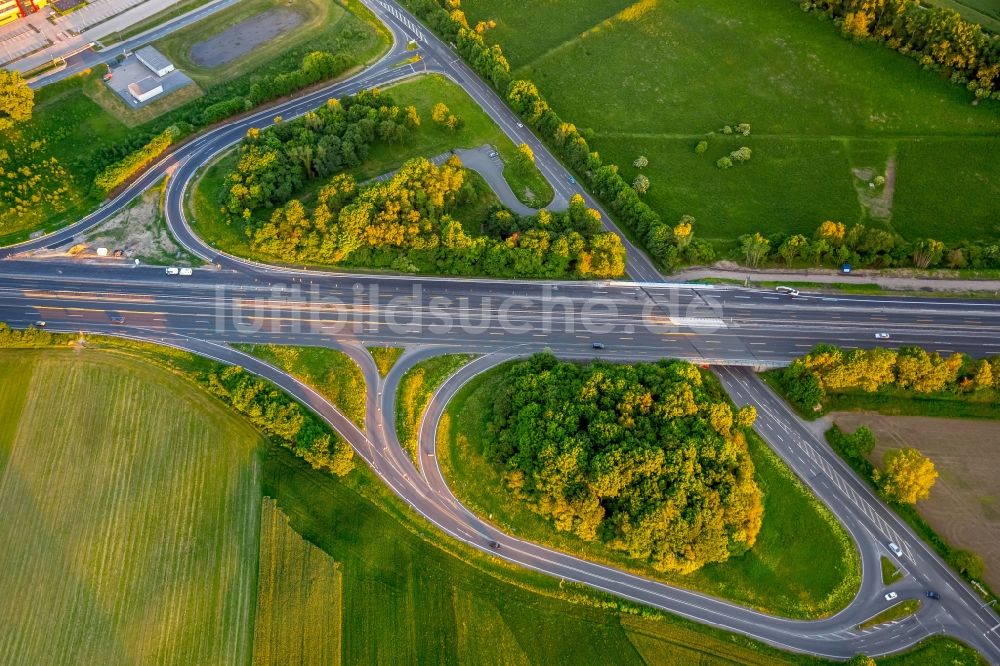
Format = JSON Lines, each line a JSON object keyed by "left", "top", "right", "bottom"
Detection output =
{"left": 396, "top": 353, "right": 475, "bottom": 463}
{"left": 0, "top": 0, "right": 389, "bottom": 246}
{"left": 446, "top": 0, "right": 1000, "bottom": 270}
{"left": 858, "top": 600, "right": 922, "bottom": 631}
{"left": 367, "top": 346, "right": 404, "bottom": 377}
{"left": 881, "top": 557, "right": 903, "bottom": 586}
{"left": 0, "top": 349, "right": 262, "bottom": 666}
{"left": 436, "top": 358, "right": 860, "bottom": 619}
{"left": 252, "top": 497, "right": 342, "bottom": 666}
{"left": 236, "top": 343, "right": 367, "bottom": 429}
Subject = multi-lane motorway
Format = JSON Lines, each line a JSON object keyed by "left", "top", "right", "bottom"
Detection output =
{"left": 3, "top": 0, "right": 1000, "bottom": 661}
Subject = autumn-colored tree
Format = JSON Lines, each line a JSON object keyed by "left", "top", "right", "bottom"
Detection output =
{"left": 0, "top": 69, "right": 34, "bottom": 130}
{"left": 877, "top": 447, "right": 938, "bottom": 505}
{"left": 632, "top": 174, "right": 650, "bottom": 194}
{"left": 516, "top": 142, "right": 535, "bottom": 168}
{"left": 973, "top": 359, "right": 993, "bottom": 389}
{"left": 633, "top": 155, "right": 649, "bottom": 169}
{"left": 673, "top": 215, "right": 694, "bottom": 250}
{"left": 740, "top": 232, "right": 770, "bottom": 267}
{"left": 404, "top": 105, "right": 421, "bottom": 128}
{"left": 817, "top": 220, "right": 846, "bottom": 246}
{"left": 431, "top": 102, "right": 450, "bottom": 124}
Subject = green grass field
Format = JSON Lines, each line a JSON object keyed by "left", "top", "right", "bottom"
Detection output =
{"left": 882, "top": 556, "right": 904, "bottom": 586}
{"left": 0, "top": 349, "right": 263, "bottom": 665}
{"left": 460, "top": 0, "right": 1000, "bottom": 248}
{"left": 368, "top": 346, "right": 404, "bottom": 376}
{"left": 252, "top": 497, "right": 342, "bottom": 666}
{"left": 437, "top": 362, "right": 861, "bottom": 619}
{"left": 236, "top": 344, "right": 367, "bottom": 428}
{"left": 395, "top": 353, "right": 474, "bottom": 461}
{"left": 859, "top": 600, "right": 922, "bottom": 630}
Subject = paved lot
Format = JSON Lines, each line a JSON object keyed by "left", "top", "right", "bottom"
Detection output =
{"left": 0, "top": 23, "right": 50, "bottom": 66}
{"left": 189, "top": 7, "right": 303, "bottom": 68}
{"left": 56, "top": 0, "right": 153, "bottom": 34}
{"left": 105, "top": 54, "right": 194, "bottom": 109}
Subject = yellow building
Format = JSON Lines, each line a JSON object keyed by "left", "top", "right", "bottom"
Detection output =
{"left": 0, "top": 0, "right": 49, "bottom": 28}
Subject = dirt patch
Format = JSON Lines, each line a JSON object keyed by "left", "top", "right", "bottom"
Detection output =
{"left": 851, "top": 154, "right": 896, "bottom": 221}
{"left": 831, "top": 411, "right": 1000, "bottom": 591}
{"left": 189, "top": 8, "right": 305, "bottom": 68}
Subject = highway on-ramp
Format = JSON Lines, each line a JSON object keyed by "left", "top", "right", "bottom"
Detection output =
{"left": 2, "top": 0, "right": 1000, "bottom": 661}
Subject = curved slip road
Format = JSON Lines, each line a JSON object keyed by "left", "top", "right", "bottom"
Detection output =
{"left": 2, "top": 0, "right": 1000, "bottom": 660}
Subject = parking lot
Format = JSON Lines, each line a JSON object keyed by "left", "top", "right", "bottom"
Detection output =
{"left": 105, "top": 54, "right": 193, "bottom": 109}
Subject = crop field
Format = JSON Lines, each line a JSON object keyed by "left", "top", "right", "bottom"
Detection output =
{"left": 252, "top": 497, "right": 342, "bottom": 666}
{"left": 832, "top": 411, "right": 1000, "bottom": 591}
{"left": 461, "top": 0, "right": 1000, "bottom": 248}
{"left": 0, "top": 349, "right": 263, "bottom": 665}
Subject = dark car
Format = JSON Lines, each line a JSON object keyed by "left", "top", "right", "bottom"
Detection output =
{"left": 925, "top": 590, "right": 940, "bottom": 600}
{"left": 487, "top": 541, "right": 500, "bottom": 550}
{"left": 592, "top": 342, "right": 605, "bottom": 350}
{"left": 109, "top": 314, "right": 125, "bottom": 324}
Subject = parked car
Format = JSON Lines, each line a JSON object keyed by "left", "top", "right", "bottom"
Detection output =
{"left": 884, "top": 591, "right": 898, "bottom": 601}
{"left": 775, "top": 286, "right": 800, "bottom": 297}
{"left": 888, "top": 542, "right": 904, "bottom": 557}
{"left": 875, "top": 332, "right": 890, "bottom": 340}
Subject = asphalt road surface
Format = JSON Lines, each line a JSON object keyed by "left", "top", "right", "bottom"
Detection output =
{"left": 2, "top": 0, "right": 999, "bottom": 660}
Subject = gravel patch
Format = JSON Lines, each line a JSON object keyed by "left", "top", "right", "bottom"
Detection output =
{"left": 189, "top": 8, "right": 305, "bottom": 68}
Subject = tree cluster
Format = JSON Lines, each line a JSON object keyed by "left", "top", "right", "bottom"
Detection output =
{"left": 0, "top": 322, "right": 53, "bottom": 347}
{"left": 94, "top": 124, "right": 186, "bottom": 193}
{"left": 775, "top": 343, "right": 1000, "bottom": 411}
{"left": 0, "top": 69, "right": 34, "bottom": 131}
{"left": 249, "top": 156, "right": 626, "bottom": 278}
{"left": 483, "top": 354, "right": 763, "bottom": 574}
{"left": 745, "top": 219, "right": 1000, "bottom": 271}
{"left": 204, "top": 365, "right": 354, "bottom": 476}
{"left": 222, "top": 89, "right": 414, "bottom": 218}
{"left": 803, "top": 0, "right": 1000, "bottom": 99}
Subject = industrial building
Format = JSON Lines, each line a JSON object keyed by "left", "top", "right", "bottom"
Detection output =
{"left": 127, "top": 76, "right": 163, "bottom": 103}
{"left": 135, "top": 45, "right": 174, "bottom": 77}
{"left": 0, "top": 0, "right": 47, "bottom": 28}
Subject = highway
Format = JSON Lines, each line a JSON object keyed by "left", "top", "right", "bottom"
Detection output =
{"left": 2, "top": 0, "right": 1000, "bottom": 661}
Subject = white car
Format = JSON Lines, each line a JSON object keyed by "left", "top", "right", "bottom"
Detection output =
{"left": 179, "top": 267, "right": 193, "bottom": 276}
{"left": 888, "top": 542, "right": 903, "bottom": 557}
{"left": 165, "top": 267, "right": 180, "bottom": 275}
{"left": 875, "top": 332, "right": 890, "bottom": 340}
{"left": 884, "top": 591, "right": 898, "bottom": 601}
{"left": 775, "top": 286, "right": 800, "bottom": 297}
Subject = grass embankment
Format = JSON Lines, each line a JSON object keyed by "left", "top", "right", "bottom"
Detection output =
{"left": 367, "top": 346, "right": 403, "bottom": 377}
{"left": 437, "top": 362, "right": 860, "bottom": 619}
{"left": 460, "top": 0, "right": 1000, "bottom": 249}
{"left": 395, "top": 354, "right": 474, "bottom": 462}
{"left": 0, "top": 349, "right": 263, "bottom": 665}
{"left": 859, "top": 600, "right": 922, "bottom": 630}
{"left": 881, "top": 556, "right": 904, "bottom": 585}
{"left": 0, "top": 0, "right": 388, "bottom": 245}
{"left": 252, "top": 497, "right": 342, "bottom": 665}
{"left": 0, "top": 339, "right": 985, "bottom": 664}
{"left": 188, "top": 73, "right": 555, "bottom": 256}
{"left": 235, "top": 344, "right": 366, "bottom": 428}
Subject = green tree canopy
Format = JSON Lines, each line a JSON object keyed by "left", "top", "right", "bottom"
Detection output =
{"left": 484, "top": 354, "right": 763, "bottom": 574}
{"left": 0, "top": 69, "right": 34, "bottom": 130}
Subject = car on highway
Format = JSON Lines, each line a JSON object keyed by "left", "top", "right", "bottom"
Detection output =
{"left": 888, "top": 542, "right": 904, "bottom": 557}
{"left": 875, "top": 332, "right": 890, "bottom": 340}
{"left": 884, "top": 591, "right": 898, "bottom": 601}
{"left": 926, "top": 590, "right": 940, "bottom": 600}
{"left": 33, "top": 320, "right": 46, "bottom": 327}
{"left": 568, "top": 176, "right": 575, "bottom": 184}
{"left": 165, "top": 267, "right": 180, "bottom": 275}
{"left": 516, "top": 122, "right": 523, "bottom": 128}
{"left": 487, "top": 540, "right": 500, "bottom": 550}
{"left": 179, "top": 267, "right": 193, "bottom": 276}
{"left": 775, "top": 286, "right": 800, "bottom": 297}
{"left": 592, "top": 342, "right": 605, "bottom": 350}
{"left": 109, "top": 314, "right": 125, "bottom": 324}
